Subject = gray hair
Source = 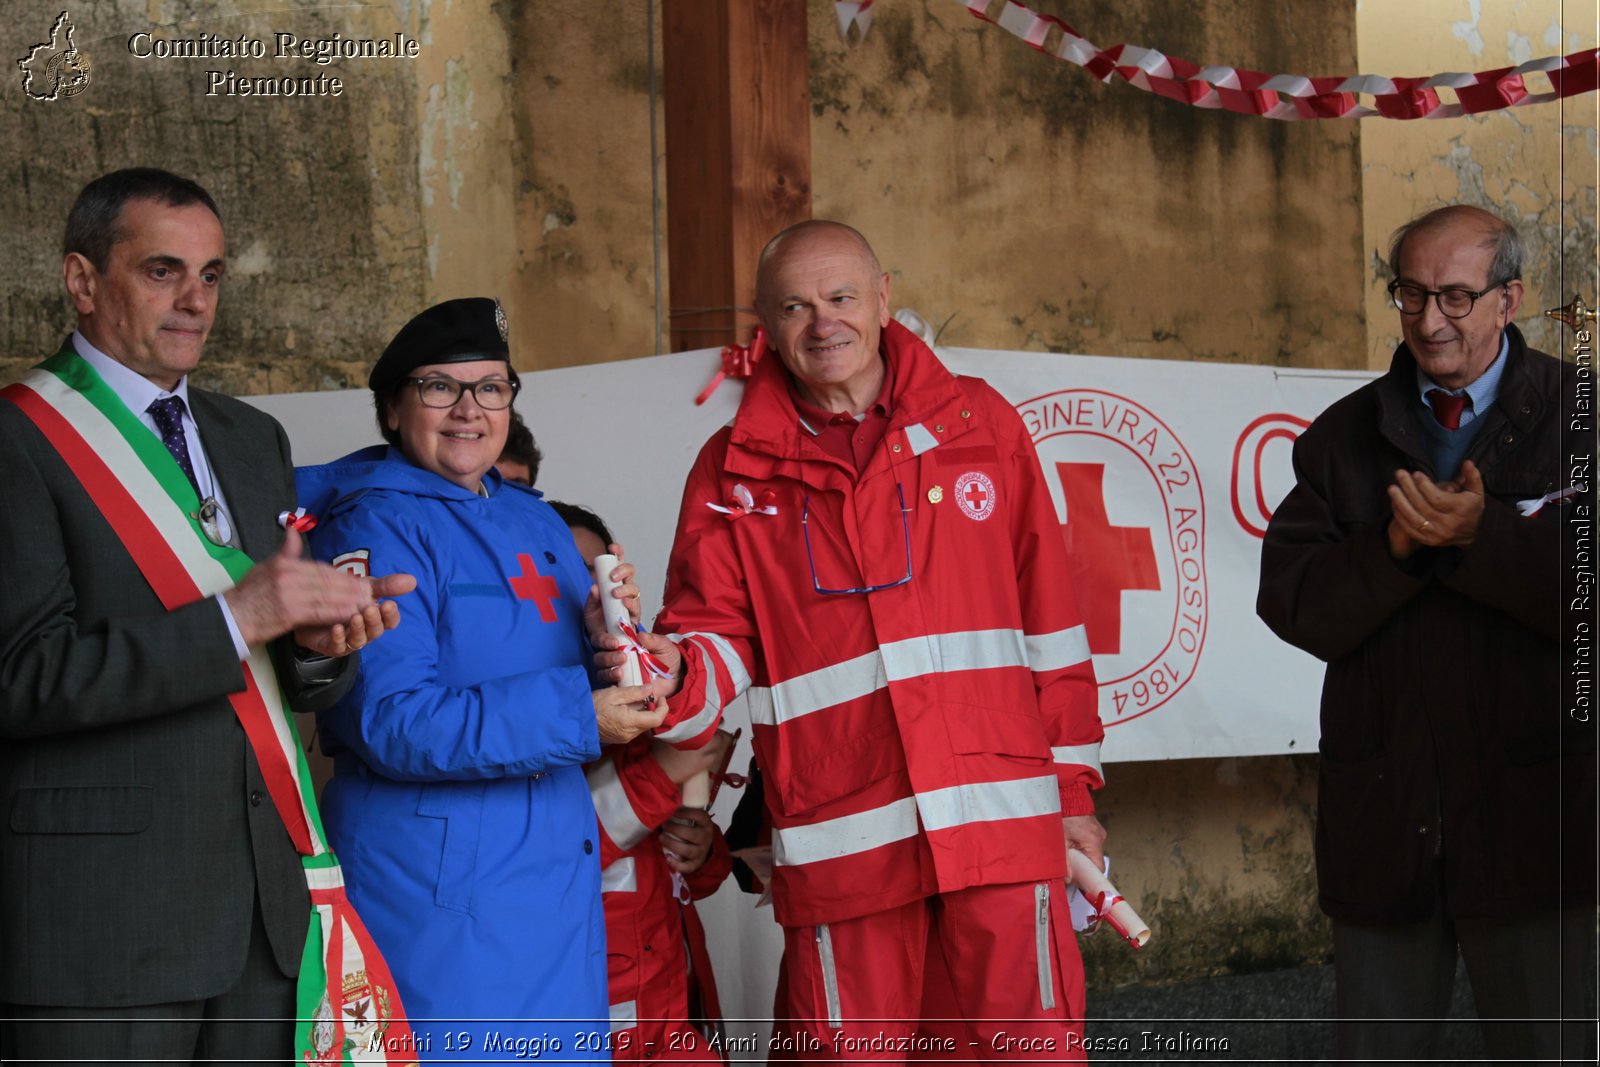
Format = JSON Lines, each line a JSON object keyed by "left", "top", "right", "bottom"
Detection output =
{"left": 1387, "top": 205, "right": 1523, "bottom": 285}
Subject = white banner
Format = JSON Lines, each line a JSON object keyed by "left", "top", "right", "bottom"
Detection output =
{"left": 958, "top": 348, "right": 1375, "bottom": 760}
{"left": 249, "top": 344, "right": 1374, "bottom": 763}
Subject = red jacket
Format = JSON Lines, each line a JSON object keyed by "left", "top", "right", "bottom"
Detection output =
{"left": 655, "top": 321, "right": 1104, "bottom": 927}
{"left": 588, "top": 742, "right": 730, "bottom": 1057}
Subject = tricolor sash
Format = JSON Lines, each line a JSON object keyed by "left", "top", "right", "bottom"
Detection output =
{"left": 2, "top": 351, "right": 415, "bottom": 1067}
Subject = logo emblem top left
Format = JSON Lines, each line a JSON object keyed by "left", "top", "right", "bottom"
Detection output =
{"left": 18, "top": 12, "right": 92, "bottom": 102}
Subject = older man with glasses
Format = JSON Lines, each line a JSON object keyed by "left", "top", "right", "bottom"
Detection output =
{"left": 602, "top": 220, "right": 1107, "bottom": 1060}
{"left": 1258, "top": 204, "right": 1596, "bottom": 1060}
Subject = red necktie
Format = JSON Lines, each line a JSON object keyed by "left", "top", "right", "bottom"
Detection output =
{"left": 1426, "top": 389, "right": 1469, "bottom": 430}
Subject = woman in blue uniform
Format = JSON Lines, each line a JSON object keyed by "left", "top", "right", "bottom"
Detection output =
{"left": 296, "top": 298, "right": 660, "bottom": 1061}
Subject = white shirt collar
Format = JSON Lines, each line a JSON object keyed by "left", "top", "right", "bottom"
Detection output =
{"left": 71, "top": 330, "right": 191, "bottom": 418}
{"left": 1415, "top": 330, "right": 1508, "bottom": 408}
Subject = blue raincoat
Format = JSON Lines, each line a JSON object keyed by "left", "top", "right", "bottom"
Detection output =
{"left": 297, "top": 446, "right": 609, "bottom": 1062}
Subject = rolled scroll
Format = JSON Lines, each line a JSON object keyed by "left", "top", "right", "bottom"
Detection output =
{"left": 592, "top": 553, "right": 642, "bottom": 687}
{"left": 1068, "top": 849, "right": 1151, "bottom": 950}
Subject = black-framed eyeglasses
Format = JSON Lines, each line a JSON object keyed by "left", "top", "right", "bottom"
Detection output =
{"left": 1387, "top": 279, "right": 1507, "bottom": 319}
{"left": 801, "top": 483, "right": 913, "bottom": 596}
{"left": 407, "top": 375, "right": 521, "bottom": 410}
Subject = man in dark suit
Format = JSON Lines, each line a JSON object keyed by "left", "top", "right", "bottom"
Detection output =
{"left": 0, "top": 169, "right": 412, "bottom": 1064}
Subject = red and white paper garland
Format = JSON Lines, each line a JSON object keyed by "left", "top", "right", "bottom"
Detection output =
{"left": 961, "top": 0, "right": 1597, "bottom": 120}
{"left": 834, "top": 0, "right": 875, "bottom": 40}
{"left": 836, "top": 1, "right": 1597, "bottom": 120}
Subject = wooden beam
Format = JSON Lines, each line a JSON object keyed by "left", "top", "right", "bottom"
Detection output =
{"left": 662, "top": 0, "right": 812, "bottom": 352}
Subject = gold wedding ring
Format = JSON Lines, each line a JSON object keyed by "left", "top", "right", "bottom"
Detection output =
{"left": 1420, "top": 519, "right": 1431, "bottom": 531}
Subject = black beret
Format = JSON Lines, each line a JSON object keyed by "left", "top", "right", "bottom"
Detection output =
{"left": 368, "top": 297, "right": 512, "bottom": 393}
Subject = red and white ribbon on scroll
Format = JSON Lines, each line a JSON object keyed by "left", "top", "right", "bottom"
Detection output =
{"left": 946, "top": 0, "right": 1597, "bottom": 120}
{"left": 1518, "top": 482, "right": 1587, "bottom": 517}
{"left": 619, "top": 619, "right": 674, "bottom": 682}
{"left": 1067, "top": 849, "right": 1152, "bottom": 950}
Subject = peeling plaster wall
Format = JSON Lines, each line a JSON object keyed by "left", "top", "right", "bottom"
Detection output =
{"left": 507, "top": 0, "right": 665, "bottom": 370}
{"left": 412, "top": 0, "right": 522, "bottom": 335}
{"left": 1358, "top": 0, "right": 1599, "bottom": 366}
{"left": 0, "top": 0, "right": 664, "bottom": 382}
{"left": 1083, "top": 755, "right": 1327, "bottom": 989}
{"left": 1, "top": 0, "right": 428, "bottom": 393}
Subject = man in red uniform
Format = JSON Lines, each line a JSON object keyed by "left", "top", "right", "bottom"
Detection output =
{"left": 613, "top": 221, "right": 1107, "bottom": 1060}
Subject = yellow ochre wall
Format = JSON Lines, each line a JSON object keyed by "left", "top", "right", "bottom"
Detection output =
{"left": 1358, "top": 0, "right": 1597, "bottom": 365}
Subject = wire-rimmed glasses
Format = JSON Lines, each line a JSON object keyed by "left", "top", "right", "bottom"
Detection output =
{"left": 800, "top": 483, "right": 913, "bottom": 596}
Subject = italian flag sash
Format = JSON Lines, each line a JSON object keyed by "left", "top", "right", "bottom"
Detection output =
{"left": 2, "top": 352, "right": 415, "bottom": 1067}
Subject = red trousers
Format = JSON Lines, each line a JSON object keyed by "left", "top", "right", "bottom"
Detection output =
{"left": 772, "top": 881, "right": 1085, "bottom": 1063}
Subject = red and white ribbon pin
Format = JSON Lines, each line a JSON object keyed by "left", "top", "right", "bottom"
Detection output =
{"left": 707, "top": 483, "right": 778, "bottom": 520}
{"left": 278, "top": 507, "right": 318, "bottom": 532}
{"left": 1518, "top": 483, "right": 1587, "bottom": 517}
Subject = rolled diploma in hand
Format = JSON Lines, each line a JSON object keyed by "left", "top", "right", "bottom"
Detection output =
{"left": 1068, "top": 849, "right": 1151, "bottom": 949}
{"left": 593, "top": 553, "right": 642, "bottom": 687}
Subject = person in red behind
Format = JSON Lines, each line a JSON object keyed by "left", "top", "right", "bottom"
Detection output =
{"left": 558, "top": 502, "right": 736, "bottom": 1062}
{"left": 598, "top": 221, "right": 1107, "bottom": 1061}
{"left": 588, "top": 735, "right": 734, "bottom": 1063}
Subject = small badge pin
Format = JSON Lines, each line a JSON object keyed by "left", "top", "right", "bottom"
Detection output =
{"left": 927, "top": 485, "right": 944, "bottom": 504}
{"left": 493, "top": 297, "right": 508, "bottom": 341}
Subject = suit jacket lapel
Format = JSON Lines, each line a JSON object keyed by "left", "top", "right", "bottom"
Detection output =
{"left": 189, "top": 391, "right": 281, "bottom": 563}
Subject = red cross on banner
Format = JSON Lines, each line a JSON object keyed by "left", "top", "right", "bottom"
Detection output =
{"left": 508, "top": 553, "right": 561, "bottom": 622}
{"left": 1055, "top": 462, "right": 1160, "bottom": 655}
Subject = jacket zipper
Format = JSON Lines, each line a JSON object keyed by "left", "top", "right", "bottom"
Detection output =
{"left": 817, "top": 924, "right": 842, "bottom": 1029}
{"left": 1035, "top": 883, "right": 1056, "bottom": 1010}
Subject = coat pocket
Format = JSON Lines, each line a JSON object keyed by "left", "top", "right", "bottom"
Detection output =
{"left": 9, "top": 785, "right": 153, "bottom": 834}
{"left": 945, "top": 703, "right": 1052, "bottom": 763}
{"left": 765, "top": 723, "right": 903, "bottom": 818}
{"left": 416, "top": 781, "right": 485, "bottom": 914}
{"left": 1314, "top": 749, "right": 1414, "bottom": 912}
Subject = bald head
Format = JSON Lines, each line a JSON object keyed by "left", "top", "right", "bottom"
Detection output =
{"left": 1387, "top": 205, "right": 1523, "bottom": 287}
{"left": 753, "top": 219, "right": 893, "bottom": 413}
{"left": 755, "top": 220, "right": 882, "bottom": 309}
